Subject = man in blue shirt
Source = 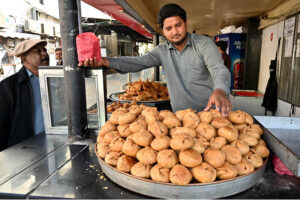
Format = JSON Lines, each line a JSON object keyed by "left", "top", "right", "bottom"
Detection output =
{"left": 79, "top": 4, "right": 231, "bottom": 116}
{"left": 0, "top": 39, "right": 48, "bottom": 151}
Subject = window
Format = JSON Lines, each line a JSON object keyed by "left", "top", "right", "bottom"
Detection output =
{"left": 278, "top": 13, "right": 300, "bottom": 106}
{"left": 41, "top": 23, "right": 44, "bottom": 34}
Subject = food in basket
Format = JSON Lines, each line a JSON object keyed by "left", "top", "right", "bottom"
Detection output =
{"left": 117, "top": 79, "right": 169, "bottom": 101}
{"left": 96, "top": 107, "right": 269, "bottom": 185}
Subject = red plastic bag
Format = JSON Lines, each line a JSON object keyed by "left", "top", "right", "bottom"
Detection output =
{"left": 272, "top": 154, "right": 294, "bottom": 176}
{"left": 76, "top": 32, "right": 101, "bottom": 63}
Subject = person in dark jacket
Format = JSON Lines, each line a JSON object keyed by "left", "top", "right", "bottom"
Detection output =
{"left": 0, "top": 39, "right": 48, "bottom": 151}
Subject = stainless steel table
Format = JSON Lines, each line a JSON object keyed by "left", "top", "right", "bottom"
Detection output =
{"left": 0, "top": 133, "right": 299, "bottom": 199}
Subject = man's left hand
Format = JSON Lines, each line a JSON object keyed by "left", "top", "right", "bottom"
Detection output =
{"left": 204, "top": 89, "right": 232, "bottom": 116}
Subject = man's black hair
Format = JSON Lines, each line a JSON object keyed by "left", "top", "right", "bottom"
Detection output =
{"left": 216, "top": 40, "right": 228, "bottom": 51}
{"left": 55, "top": 47, "right": 62, "bottom": 52}
{"left": 157, "top": 4, "right": 186, "bottom": 29}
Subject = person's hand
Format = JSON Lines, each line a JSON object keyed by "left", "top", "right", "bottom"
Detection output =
{"left": 78, "top": 57, "right": 109, "bottom": 68}
{"left": 204, "top": 89, "right": 232, "bottom": 117}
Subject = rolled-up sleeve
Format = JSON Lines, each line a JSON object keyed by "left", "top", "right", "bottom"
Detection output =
{"left": 199, "top": 38, "right": 231, "bottom": 94}
{"left": 108, "top": 46, "right": 161, "bottom": 73}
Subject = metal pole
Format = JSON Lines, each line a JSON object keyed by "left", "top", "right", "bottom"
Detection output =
{"left": 153, "top": 34, "right": 160, "bottom": 81}
{"left": 58, "top": 0, "right": 88, "bottom": 141}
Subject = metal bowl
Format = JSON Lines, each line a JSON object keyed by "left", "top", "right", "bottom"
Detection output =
{"left": 95, "top": 146, "right": 267, "bottom": 198}
{"left": 109, "top": 92, "right": 170, "bottom": 104}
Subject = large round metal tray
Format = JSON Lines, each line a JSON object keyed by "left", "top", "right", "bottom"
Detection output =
{"left": 109, "top": 92, "right": 170, "bottom": 104}
{"left": 95, "top": 146, "right": 267, "bottom": 199}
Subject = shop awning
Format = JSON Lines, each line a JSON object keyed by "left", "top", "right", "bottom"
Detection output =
{"left": 82, "top": 0, "right": 153, "bottom": 39}
{"left": 0, "top": 30, "right": 40, "bottom": 40}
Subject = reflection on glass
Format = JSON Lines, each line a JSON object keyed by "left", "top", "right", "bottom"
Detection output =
{"left": 47, "top": 77, "right": 67, "bottom": 126}
{"left": 106, "top": 73, "right": 128, "bottom": 96}
{"left": 47, "top": 77, "right": 100, "bottom": 129}
{"left": 85, "top": 77, "right": 99, "bottom": 129}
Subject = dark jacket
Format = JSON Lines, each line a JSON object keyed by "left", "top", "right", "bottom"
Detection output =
{"left": 0, "top": 66, "right": 35, "bottom": 151}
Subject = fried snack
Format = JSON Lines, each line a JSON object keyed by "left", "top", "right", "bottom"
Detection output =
{"left": 148, "top": 121, "right": 168, "bottom": 137}
{"left": 163, "top": 117, "right": 181, "bottom": 129}
{"left": 192, "top": 138, "right": 209, "bottom": 154}
{"left": 136, "top": 147, "right": 157, "bottom": 165}
{"left": 245, "top": 112, "right": 254, "bottom": 125}
{"left": 157, "top": 149, "right": 178, "bottom": 168}
{"left": 132, "top": 129, "right": 153, "bottom": 147}
{"left": 216, "top": 162, "right": 238, "bottom": 180}
{"left": 211, "top": 117, "right": 232, "bottom": 129}
{"left": 221, "top": 145, "right": 242, "bottom": 165}
{"left": 235, "top": 158, "right": 255, "bottom": 175}
{"left": 97, "top": 142, "right": 110, "bottom": 158}
{"left": 244, "top": 151, "right": 263, "bottom": 168}
{"left": 129, "top": 121, "right": 147, "bottom": 133}
{"left": 136, "top": 114, "right": 148, "bottom": 126}
{"left": 252, "top": 145, "right": 270, "bottom": 158}
{"left": 231, "top": 140, "right": 250, "bottom": 155}
{"left": 103, "top": 131, "right": 120, "bottom": 143}
{"left": 109, "top": 136, "right": 125, "bottom": 152}
{"left": 250, "top": 124, "right": 263, "bottom": 135}
{"left": 117, "top": 124, "right": 132, "bottom": 137}
{"left": 151, "top": 135, "right": 171, "bottom": 151}
{"left": 118, "top": 79, "right": 169, "bottom": 101}
{"left": 150, "top": 164, "right": 170, "bottom": 183}
{"left": 170, "top": 126, "right": 196, "bottom": 138}
{"left": 99, "top": 121, "right": 117, "bottom": 137}
{"left": 175, "top": 108, "right": 193, "bottom": 121}
{"left": 210, "top": 109, "right": 222, "bottom": 118}
{"left": 228, "top": 110, "right": 246, "bottom": 124}
{"left": 192, "top": 162, "right": 217, "bottom": 183}
{"left": 110, "top": 110, "right": 126, "bottom": 125}
{"left": 233, "top": 123, "right": 248, "bottom": 131}
{"left": 118, "top": 112, "right": 136, "bottom": 125}
{"left": 159, "top": 110, "right": 176, "bottom": 120}
{"left": 131, "top": 162, "right": 151, "bottom": 178}
{"left": 105, "top": 152, "right": 123, "bottom": 166}
{"left": 179, "top": 149, "right": 202, "bottom": 168}
{"left": 96, "top": 135, "right": 104, "bottom": 144}
{"left": 241, "top": 127, "right": 260, "bottom": 139}
{"left": 203, "top": 148, "right": 226, "bottom": 168}
{"left": 170, "top": 164, "right": 193, "bottom": 185}
{"left": 209, "top": 136, "right": 226, "bottom": 149}
{"left": 128, "top": 105, "right": 142, "bottom": 116}
{"left": 145, "top": 114, "right": 159, "bottom": 125}
{"left": 117, "top": 155, "right": 136, "bottom": 172}
{"left": 170, "top": 133, "right": 194, "bottom": 151}
{"left": 238, "top": 133, "right": 258, "bottom": 146}
{"left": 217, "top": 126, "right": 238, "bottom": 142}
{"left": 196, "top": 122, "right": 216, "bottom": 141}
{"left": 198, "top": 111, "right": 213, "bottom": 123}
{"left": 122, "top": 138, "right": 140, "bottom": 157}
{"left": 258, "top": 139, "right": 267, "bottom": 146}
{"left": 182, "top": 111, "right": 200, "bottom": 129}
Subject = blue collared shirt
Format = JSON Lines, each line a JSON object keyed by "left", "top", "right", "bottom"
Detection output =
{"left": 108, "top": 33, "right": 231, "bottom": 112}
{"left": 26, "top": 68, "right": 45, "bottom": 135}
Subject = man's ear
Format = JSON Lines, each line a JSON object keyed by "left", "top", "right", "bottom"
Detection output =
{"left": 20, "top": 55, "right": 27, "bottom": 64}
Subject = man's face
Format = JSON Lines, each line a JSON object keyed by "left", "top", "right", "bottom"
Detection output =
{"left": 55, "top": 50, "right": 62, "bottom": 61}
{"left": 23, "top": 45, "right": 44, "bottom": 69}
{"left": 162, "top": 16, "right": 187, "bottom": 45}
{"left": 41, "top": 47, "right": 49, "bottom": 66}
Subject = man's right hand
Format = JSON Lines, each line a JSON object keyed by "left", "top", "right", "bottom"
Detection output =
{"left": 78, "top": 57, "right": 109, "bottom": 68}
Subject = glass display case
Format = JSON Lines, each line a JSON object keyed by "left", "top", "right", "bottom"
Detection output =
{"left": 39, "top": 66, "right": 107, "bottom": 134}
